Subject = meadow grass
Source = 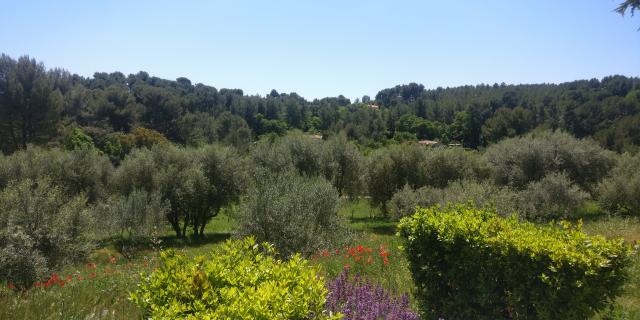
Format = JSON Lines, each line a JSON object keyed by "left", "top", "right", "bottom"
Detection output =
{"left": 0, "top": 202, "right": 638, "bottom": 319}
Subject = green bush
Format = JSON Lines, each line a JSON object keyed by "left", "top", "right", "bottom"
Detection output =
{"left": 0, "top": 147, "right": 112, "bottom": 202}
{"left": 131, "top": 237, "right": 340, "bottom": 319}
{"left": 0, "top": 178, "right": 94, "bottom": 288}
{"left": 398, "top": 204, "right": 634, "bottom": 320}
{"left": 367, "top": 144, "right": 490, "bottom": 212}
{"left": 484, "top": 131, "right": 615, "bottom": 191}
{"left": 237, "top": 169, "right": 347, "bottom": 257}
{"left": 597, "top": 152, "right": 640, "bottom": 216}
{"left": 387, "top": 181, "right": 519, "bottom": 220}
{"left": 519, "top": 172, "right": 590, "bottom": 220}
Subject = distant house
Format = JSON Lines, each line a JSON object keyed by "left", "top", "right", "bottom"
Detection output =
{"left": 309, "top": 134, "right": 323, "bottom": 140}
{"left": 418, "top": 140, "right": 441, "bottom": 147}
{"left": 367, "top": 104, "right": 380, "bottom": 110}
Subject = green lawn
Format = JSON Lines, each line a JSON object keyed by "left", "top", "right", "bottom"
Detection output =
{"left": 1, "top": 201, "right": 638, "bottom": 319}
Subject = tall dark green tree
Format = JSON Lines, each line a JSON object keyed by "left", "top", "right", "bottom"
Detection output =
{"left": 0, "top": 55, "right": 63, "bottom": 153}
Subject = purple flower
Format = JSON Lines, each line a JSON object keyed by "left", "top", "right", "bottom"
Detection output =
{"left": 326, "top": 270, "right": 420, "bottom": 320}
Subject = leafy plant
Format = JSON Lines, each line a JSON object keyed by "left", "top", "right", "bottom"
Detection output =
{"left": 325, "top": 270, "right": 419, "bottom": 320}
{"left": 131, "top": 237, "right": 341, "bottom": 319}
{"left": 398, "top": 204, "right": 635, "bottom": 320}
{"left": 0, "top": 178, "right": 94, "bottom": 288}
{"left": 237, "top": 169, "right": 348, "bottom": 257}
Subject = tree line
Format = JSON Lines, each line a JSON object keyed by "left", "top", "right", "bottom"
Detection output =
{"left": 2, "top": 54, "right": 640, "bottom": 156}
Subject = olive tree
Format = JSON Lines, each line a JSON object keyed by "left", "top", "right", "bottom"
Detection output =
{"left": 321, "top": 134, "right": 364, "bottom": 197}
{"left": 0, "top": 178, "right": 94, "bottom": 287}
{"left": 597, "top": 153, "right": 640, "bottom": 216}
{"left": 484, "top": 131, "right": 615, "bottom": 191}
{"left": 96, "top": 189, "right": 168, "bottom": 254}
{"left": 237, "top": 169, "right": 346, "bottom": 257}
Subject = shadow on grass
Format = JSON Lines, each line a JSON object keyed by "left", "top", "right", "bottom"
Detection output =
{"left": 368, "top": 224, "right": 397, "bottom": 235}
{"left": 348, "top": 216, "right": 398, "bottom": 236}
{"left": 96, "top": 232, "right": 232, "bottom": 258}
{"left": 160, "top": 232, "right": 232, "bottom": 249}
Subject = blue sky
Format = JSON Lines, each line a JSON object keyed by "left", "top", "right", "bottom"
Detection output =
{"left": 1, "top": 0, "right": 638, "bottom": 100}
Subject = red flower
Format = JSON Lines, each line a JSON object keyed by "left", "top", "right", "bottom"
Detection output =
{"left": 322, "top": 250, "right": 330, "bottom": 257}
{"left": 34, "top": 282, "right": 41, "bottom": 287}
{"left": 109, "top": 256, "right": 117, "bottom": 264}
{"left": 7, "top": 283, "right": 15, "bottom": 290}
{"left": 58, "top": 280, "right": 65, "bottom": 288}
{"left": 344, "top": 264, "right": 350, "bottom": 270}
{"left": 367, "top": 257, "right": 373, "bottom": 264}
{"left": 357, "top": 245, "right": 364, "bottom": 253}
{"left": 87, "top": 262, "right": 97, "bottom": 269}
{"left": 66, "top": 275, "right": 72, "bottom": 282}
{"left": 334, "top": 249, "right": 340, "bottom": 255}
{"left": 89, "top": 273, "right": 97, "bottom": 278}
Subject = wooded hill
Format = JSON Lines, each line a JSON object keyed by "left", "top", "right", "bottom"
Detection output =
{"left": 1, "top": 54, "right": 639, "bottom": 155}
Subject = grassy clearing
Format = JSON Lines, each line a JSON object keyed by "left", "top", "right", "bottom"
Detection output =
{"left": 0, "top": 202, "right": 638, "bottom": 319}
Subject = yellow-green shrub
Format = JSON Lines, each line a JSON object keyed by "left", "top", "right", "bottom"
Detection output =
{"left": 131, "top": 237, "right": 341, "bottom": 319}
{"left": 398, "top": 204, "right": 634, "bottom": 320}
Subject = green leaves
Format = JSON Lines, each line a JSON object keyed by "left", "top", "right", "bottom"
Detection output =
{"left": 398, "top": 204, "right": 635, "bottom": 320}
{"left": 131, "top": 237, "right": 341, "bottom": 319}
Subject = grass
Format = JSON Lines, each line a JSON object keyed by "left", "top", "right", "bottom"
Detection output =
{"left": 0, "top": 201, "right": 638, "bottom": 319}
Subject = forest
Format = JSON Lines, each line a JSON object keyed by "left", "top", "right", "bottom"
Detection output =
{"left": 1, "top": 54, "right": 640, "bottom": 156}
{"left": 1, "top": 53, "right": 639, "bottom": 319}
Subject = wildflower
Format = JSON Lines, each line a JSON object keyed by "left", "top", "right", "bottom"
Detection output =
{"left": 87, "top": 262, "right": 97, "bottom": 269}
{"left": 325, "top": 270, "right": 419, "bottom": 320}
{"left": 34, "top": 282, "right": 41, "bottom": 287}
{"left": 322, "top": 250, "right": 330, "bottom": 257}
{"left": 7, "top": 283, "right": 15, "bottom": 290}
{"left": 109, "top": 256, "right": 117, "bottom": 264}
{"left": 66, "top": 275, "right": 72, "bottom": 282}
{"left": 59, "top": 280, "right": 65, "bottom": 288}
{"left": 89, "top": 273, "right": 97, "bottom": 278}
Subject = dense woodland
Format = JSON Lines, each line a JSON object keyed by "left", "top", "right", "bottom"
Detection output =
{"left": 1, "top": 54, "right": 640, "bottom": 156}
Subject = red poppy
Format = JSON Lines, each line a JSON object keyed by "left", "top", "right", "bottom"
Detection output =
{"left": 34, "top": 282, "right": 41, "bottom": 287}
{"left": 7, "top": 283, "right": 15, "bottom": 290}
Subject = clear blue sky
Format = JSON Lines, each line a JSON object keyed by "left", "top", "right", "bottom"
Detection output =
{"left": 1, "top": 0, "right": 639, "bottom": 100}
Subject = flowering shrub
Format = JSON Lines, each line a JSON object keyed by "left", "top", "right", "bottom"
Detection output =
{"left": 131, "top": 237, "right": 341, "bottom": 319}
{"left": 326, "top": 270, "right": 419, "bottom": 320}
